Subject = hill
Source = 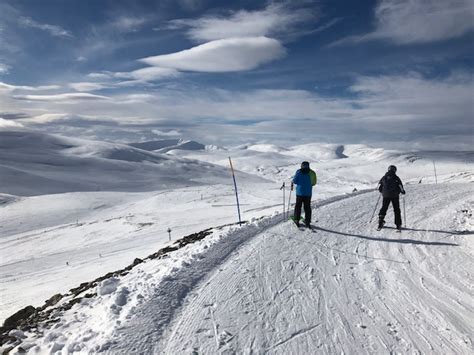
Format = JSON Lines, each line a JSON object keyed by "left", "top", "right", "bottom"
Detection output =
{"left": 0, "top": 131, "right": 262, "bottom": 196}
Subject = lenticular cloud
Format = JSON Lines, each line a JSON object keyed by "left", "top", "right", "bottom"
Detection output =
{"left": 140, "top": 36, "right": 286, "bottom": 72}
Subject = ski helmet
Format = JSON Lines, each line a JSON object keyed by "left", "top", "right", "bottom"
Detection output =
{"left": 301, "top": 161, "right": 310, "bottom": 168}
{"left": 388, "top": 165, "right": 397, "bottom": 172}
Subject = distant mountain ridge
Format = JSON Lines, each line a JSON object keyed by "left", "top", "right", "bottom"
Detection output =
{"left": 0, "top": 131, "right": 263, "bottom": 196}
{"left": 128, "top": 139, "right": 181, "bottom": 151}
{"left": 129, "top": 139, "right": 205, "bottom": 153}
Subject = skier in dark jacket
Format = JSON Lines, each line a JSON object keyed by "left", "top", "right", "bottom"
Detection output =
{"left": 291, "top": 161, "right": 317, "bottom": 227}
{"left": 378, "top": 165, "right": 405, "bottom": 231}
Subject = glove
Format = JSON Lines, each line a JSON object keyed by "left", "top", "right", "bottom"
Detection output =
{"left": 291, "top": 183, "right": 294, "bottom": 191}
{"left": 401, "top": 189, "right": 406, "bottom": 195}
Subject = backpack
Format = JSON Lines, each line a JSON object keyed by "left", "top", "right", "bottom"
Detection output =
{"left": 379, "top": 173, "right": 401, "bottom": 196}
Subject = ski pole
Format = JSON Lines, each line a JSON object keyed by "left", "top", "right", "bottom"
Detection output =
{"left": 287, "top": 183, "right": 293, "bottom": 219}
{"left": 280, "top": 182, "right": 286, "bottom": 220}
{"left": 403, "top": 195, "right": 407, "bottom": 227}
{"left": 369, "top": 193, "right": 381, "bottom": 224}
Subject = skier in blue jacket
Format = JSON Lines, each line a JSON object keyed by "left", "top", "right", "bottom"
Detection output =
{"left": 291, "top": 161, "right": 317, "bottom": 227}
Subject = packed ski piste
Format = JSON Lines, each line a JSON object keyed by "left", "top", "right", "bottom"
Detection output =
{"left": 1, "top": 147, "right": 473, "bottom": 354}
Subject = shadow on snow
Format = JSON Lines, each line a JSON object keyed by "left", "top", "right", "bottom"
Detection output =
{"left": 314, "top": 226, "right": 459, "bottom": 246}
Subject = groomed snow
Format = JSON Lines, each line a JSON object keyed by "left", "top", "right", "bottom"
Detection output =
{"left": 9, "top": 183, "right": 474, "bottom": 354}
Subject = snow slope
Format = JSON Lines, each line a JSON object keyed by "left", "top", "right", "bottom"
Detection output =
{"left": 0, "top": 131, "right": 261, "bottom": 196}
{"left": 1, "top": 132, "right": 472, "bottom": 325}
{"left": 0, "top": 130, "right": 276, "bottom": 321}
{"left": 177, "top": 142, "right": 474, "bottom": 195}
{"left": 9, "top": 183, "right": 473, "bottom": 354}
{"left": 129, "top": 139, "right": 205, "bottom": 153}
{"left": 0, "top": 182, "right": 285, "bottom": 323}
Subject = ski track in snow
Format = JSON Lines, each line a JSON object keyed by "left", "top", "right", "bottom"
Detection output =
{"left": 105, "top": 184, "right": 474, "bottom": 354}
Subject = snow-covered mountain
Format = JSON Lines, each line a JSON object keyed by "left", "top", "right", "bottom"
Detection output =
{"left": 0, "top": 130, "right": 473, "bottom": 354}
{"left": 129, "top": 139, "right": 205, "bottom": 153}
{"left": 0, "top": 131, "right": 263, "bottom": 196}
{"left": 177, "top": 142, "right": 474, "bottom": 194}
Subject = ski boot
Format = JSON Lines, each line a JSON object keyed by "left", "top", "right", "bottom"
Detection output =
{"left": 377, "top": 219, "right": 385, "bottom": 231}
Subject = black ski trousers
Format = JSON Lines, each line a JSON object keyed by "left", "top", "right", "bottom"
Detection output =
{"left": 294, "top": 195, "right": 312, "bottom": 225}
{"left": 378, "top": 197, "right": 402, "bottom": 227}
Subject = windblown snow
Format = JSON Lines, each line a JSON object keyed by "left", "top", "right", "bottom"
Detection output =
{"left": 0, "top": 130, "right": 473, "bottom": 354}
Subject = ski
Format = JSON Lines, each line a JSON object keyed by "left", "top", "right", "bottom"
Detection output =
{"left": 290, "top": 217, "right": 316, "bottom": 231}
{"left": 293, "top": 223, "right": 306, "bottom": 231}
{"left": 308, "top": 225, "right": 317, "bottom": 233}
{"left": 290, "top": 218, "right": 306, "bottom": 231}
{"left": 299, "top": 223, "right": 317, "bottom": 232}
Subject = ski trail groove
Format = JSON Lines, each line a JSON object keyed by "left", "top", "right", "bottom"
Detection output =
{"left": 108, "top": 185, "right": 473, "bottom": 354}
{"left": 266, "top": 323, "right": 322, "bottom": 351}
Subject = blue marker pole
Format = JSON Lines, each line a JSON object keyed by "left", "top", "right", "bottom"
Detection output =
{"left": 228, "top": 157, "right": 242, "bottom": 225}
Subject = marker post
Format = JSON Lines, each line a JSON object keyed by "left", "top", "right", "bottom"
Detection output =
{"left": 228, "top": 157, "right": 242, "bottom": 225}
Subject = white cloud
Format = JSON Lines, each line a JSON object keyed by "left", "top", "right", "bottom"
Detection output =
{"left": 168, "top": 3, "right": 316, "bottom": 42}
{"left": 140, "top": 36, "right": 286, "bottom": 72}
{"left": 108, "top": 16, "right": 149, "bottom": 33}
{"left": 69, "top": 82, "right": 109, "bottom": 92}
{"left": 152, "top": 129, "right": 181, "bottom": 137}
{"left": 0, "top": 117, "right": 24, "bottom": 128}
{"left": 18, "top": 16, "right": 73, "bottom": 38}
{"left": 25, "top": 113, "right": 108, "bottom": 124}
{"left": 87, "top": 72, "right": 114, "bottom": 80}
{"left": 81, "top": 67, "right": 179, "bottom": 90}
{"left": 115, "top": 67, "right": 180, "bottom": 82}
{"left": 13, "top": 92, "right": 109, "bottom": 102}
{"left": 115, "top": 94, "right": 156, "bottom": 104}
{"left": 349, "top": 72, "right": 474, "bottom": 124}
{"left": 0, "top": 3, "right": 23, "bottom": 54}
{"left": 0, "top": 63, "right": 10, "bottom": 74}
{"left": 28, "top": 113, "right": 70, "bottom": 123}
{"left": 336, "top": 0, "right": 474, "bottom": 45}
{"left": 0, "top": 82, "right": 60, "bottom": 92}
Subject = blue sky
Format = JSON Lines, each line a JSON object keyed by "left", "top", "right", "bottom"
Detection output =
{"left": 0, "top": 0, "right": 473, "bottom": 149}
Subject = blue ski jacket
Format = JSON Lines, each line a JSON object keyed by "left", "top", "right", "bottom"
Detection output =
{"left": 293, "top": 168, "right": 317, "bottom": 197}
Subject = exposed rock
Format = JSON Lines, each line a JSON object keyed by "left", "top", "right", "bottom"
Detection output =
{"left": 174, "top": 229, "right": 212, "bottom": 248}
{"left": 132, "top": 258, "right": 143, "bottom": 266}
{"left": 42, "top": 294, "right": 63, "bottom": 310}
{"left": 2, "top": 306, "right": 36, "bottom": 331}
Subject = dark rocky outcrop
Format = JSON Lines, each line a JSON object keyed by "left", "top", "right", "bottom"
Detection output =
{"left": 2, "top": 306, "right": 36, "bottom": 331}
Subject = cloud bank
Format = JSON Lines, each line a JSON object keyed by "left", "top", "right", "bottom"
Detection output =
{"left": 3, "top": 71, "right": 471, "bottom": 148}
